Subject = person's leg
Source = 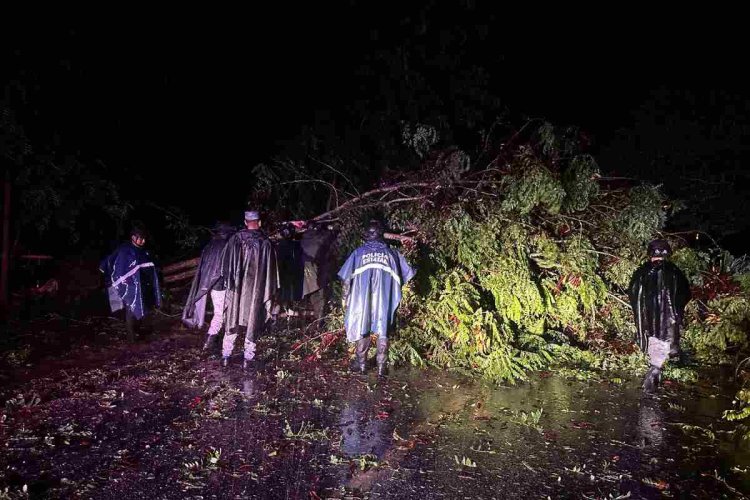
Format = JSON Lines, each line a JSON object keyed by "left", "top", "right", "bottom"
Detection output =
{"left": 308, "top": 289, "right": 325, "bottom": 321}
{"left": 125, "top": 308, "right": 137, "bottom": 343}
{"left": 350, "top": 336, "right": 370, "bottom": 373}
{"left": 221, "top": 327, "right": 239, "bottom": 366}
{"left": 376, "top": 336, "right": 389, "bottom": 377}
{"left": 644, "top": 336, "right": 669, "bottom": 392}
{"left": 241, "top": 328, "right": 258, "bottom": 370}
{"left": 243, "top": 329, "right": 257, "bottom": 361}
{"left": 204, "top": 290, "right": 225, "bottom": 350}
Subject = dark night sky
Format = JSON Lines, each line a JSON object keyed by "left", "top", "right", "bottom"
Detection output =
{"left": 2, "top": 6, "right": 748, "bottom": 230}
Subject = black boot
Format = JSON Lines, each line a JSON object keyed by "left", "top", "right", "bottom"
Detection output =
{"left": 376, "top": 337, "right": 389, "bottom": 378}
{"left": 125, "top": 309, "right": 137, "bottom": 343}
{"left": 202, "top": 335, "right": 217, "bottom": 351}
{"left": 221, "top": 357, "right": 230, "bottom": 368}
{"left": 350, "top": 337, "right": 369, "bottom": 373}
{"left": 242, "top": 358, "right": 256, "bottom": 370}
{"left": 642, "top": 366, "right": 661, "bottom": 393}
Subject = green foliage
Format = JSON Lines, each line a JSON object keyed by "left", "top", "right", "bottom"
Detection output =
{"left": 735, "top": 273, "right": 750, "bottom": 295}
{"left": 3, "top": 99, "right": 136, "bottom": 250}
{"left": 401, "top": 122, "right": 439, "bottom": 158}
{"left": 671, "top": 247, "right": 711, "bottom": 286}
{"left": 331, "top": 148, "right": 688, "bottom": 384}
{"left": 724, "top": 387, "right": 750, "bottom": 443}
{"left": 683, "top": 297, "right": 750, "bottom": 363}
{"left": 250, "top": 121, "right": 750, "bottom": 388}
{"left": 14, "top": 156, "right": 131, "bottom": 245}
{"left": 552, "top": 343, "right": 648, "bottom": 374}
{"left": 561, "top": 155, "right": 599, "bottom": 212}
{"left": 603, "top": 257, "right": 638, "bottom": 291}
{"left": 662, "top": 365, "right": 699, "bottom": 383}
{"left": 501, "top": 149, "right": 565, "bottom": 215}
{"left": 395, "top": 269, "right": 552, "bottom": 384}
{"left": 615, "top": 185, "right": 666, "bottom": 244}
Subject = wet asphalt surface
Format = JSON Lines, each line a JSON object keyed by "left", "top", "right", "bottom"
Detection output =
{"left": 1, "top": 316, "right": 749, "bottom": 499}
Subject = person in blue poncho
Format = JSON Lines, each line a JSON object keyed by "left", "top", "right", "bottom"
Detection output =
{"left": 338, "top": 219, "right": 415, "bottom": 377}
{"left": 100, "top": 226, "right": 161, "bottom": 342}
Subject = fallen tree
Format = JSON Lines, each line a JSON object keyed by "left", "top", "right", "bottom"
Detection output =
{"left": 251, "top": 122, "right": 750, "bottom": 385}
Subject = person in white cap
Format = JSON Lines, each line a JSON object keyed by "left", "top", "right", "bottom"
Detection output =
{"left": 220, "top": 210, "right": 279, "bottom": 369}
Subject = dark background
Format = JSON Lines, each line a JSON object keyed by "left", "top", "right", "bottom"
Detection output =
{"left": 3, "top": 4, "right": 749, "bottom": 255}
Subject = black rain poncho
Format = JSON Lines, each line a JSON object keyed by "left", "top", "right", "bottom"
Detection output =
{"left": 301, "top": 226, "right": 337, "bottom": 298}
{"left": 182, "top": 227, "right": 235, "bottom": 328}
{"left": 276, "top": 237, "right": 304, "bottom": 303}
{"left": 628, "top": 260, "right": 691, "bottom": 353}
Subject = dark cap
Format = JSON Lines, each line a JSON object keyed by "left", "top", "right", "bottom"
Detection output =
{"left": 364, "top": 219, "right": 385, "bottom": 241}
{"left": 647, "top": 239, "right": 672, "bottom": 257}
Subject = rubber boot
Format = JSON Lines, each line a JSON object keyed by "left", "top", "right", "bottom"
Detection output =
{"left": 125, "top": 309, "right": 137, "bottom": 343}
{"left": 350, "top": 337, "right": 369, "bottom": 373}
{"left": 202, "top": 335, "right": 217, "bottom": 351}
{"left": 642, "top": 366, "right": 661, "bottom": 393}
{"left": 376, "top": 337, "right": 389, "bottom": 378}
{"left": 221, "top": 357, "right": 230, "bottom": 368}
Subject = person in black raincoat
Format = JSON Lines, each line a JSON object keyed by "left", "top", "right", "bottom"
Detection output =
{"left": 99, "top": 226, "right": 161, "bottom": 342}
{"left": 338, "top": 220, "right": 415, "bottom": 377}
{"left": 628, "top": 239, "right": 691, "bottom": 392}
{"left": 301, "top": 221, "right": 338, "bottom": 321}
{"left": 221, "top": 211, "right": 279, "bottom": 369}
{"left": 275, "top": 223, "right": 304, "bottom": 316}
{"left": 182, "top": 222, "right": 236, "bottom": 351}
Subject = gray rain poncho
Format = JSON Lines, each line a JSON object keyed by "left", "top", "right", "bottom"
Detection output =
{"left": 182, "top": 226, "right": 235, "bottom": 328}
{"left": 222, "top": 229, "right": 279, "bottom": 337}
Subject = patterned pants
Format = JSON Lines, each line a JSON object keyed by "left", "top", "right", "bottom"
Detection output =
{"left": 222, "top": 329, "right": 256, "bottom": 360}
{"left": 206, "top": 290, "right": 226, "bottom": 337}
{"left": 647, "top": 336, "right": 670, "bottom": 368}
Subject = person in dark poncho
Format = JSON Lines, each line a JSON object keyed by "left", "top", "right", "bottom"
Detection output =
{"left": 99, "top": 226, "right": 161, "bottom": 342}
{"left": 338, "top": 219, "right": 415, "bottom": 377}
{"left": 301, "top": 221, "right": 338, "bottom": 321}
{"left": 275, "top": 223, "right": 304, "bottom": 316}
{"left": 221, "top": 211, "right": 279, "bottom": 369}
{"left": 182, "top": 222, "right": 236, "bottom": 351}
{"left": 628, "top": 239, "right": 691, "bottom": 392}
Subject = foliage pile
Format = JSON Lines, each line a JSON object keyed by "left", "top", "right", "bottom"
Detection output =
{"left": 251, "top": 121, "right": 750, "bottom": 385}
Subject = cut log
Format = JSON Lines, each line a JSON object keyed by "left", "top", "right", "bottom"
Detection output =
{"left": 384, "top": 232, "right": 415, "bottom": 244}
{"left": 163, "top": 257, "right": 200, "bottom": 274}
{"left": 164, "top": 268, "right": 197, "bottom": 284}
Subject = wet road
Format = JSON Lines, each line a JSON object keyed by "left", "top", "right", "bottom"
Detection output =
{"left": 0, "top": 318, "right": 748, "bottom": 499}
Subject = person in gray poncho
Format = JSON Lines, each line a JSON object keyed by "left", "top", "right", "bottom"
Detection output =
{"left": 628, "top": 239, "right": 691, "bottom": 392}
{"left": 221, "top": 211, "right": 279, "bottom": 369}
{"left": 182, "top": 222, "right": 236, "bottom": 351}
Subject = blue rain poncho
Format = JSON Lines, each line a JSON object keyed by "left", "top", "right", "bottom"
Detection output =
{"left": 100, "top": 242, "right": 161, "bottom": 320}
{"left": 337, "top": 240, "right": 415, "bottom": 343}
